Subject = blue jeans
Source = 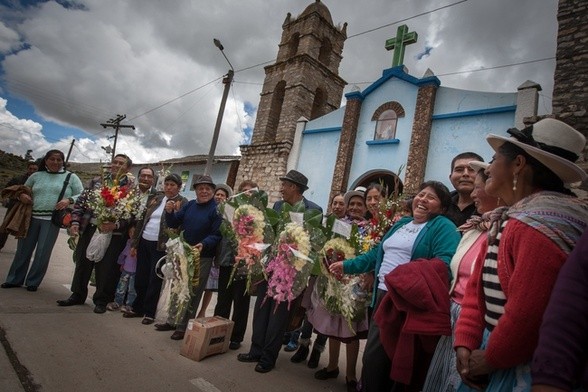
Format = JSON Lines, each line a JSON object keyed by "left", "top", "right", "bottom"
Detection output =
{"left": 114, "top": 270, "right": 136, "bottom": 306}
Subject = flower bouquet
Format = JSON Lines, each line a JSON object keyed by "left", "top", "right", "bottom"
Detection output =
{"left": 155, "top": 233, "right": 201, "bottom": 325}
{"left": 264, "top": 222, "right": 312, "bottom": 310}
{"left": 219, "top": 189, "right": 274, "bottom": 294}
{"left": 317, "top": 237, "right": 371, "bottom": 332}
{"left": 84, "top": 176, "right": 142, "bottom": 262}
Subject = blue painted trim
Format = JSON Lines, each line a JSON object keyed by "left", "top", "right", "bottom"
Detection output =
{"left": 303, "top": 127, "right": 342, "bottom": 135}
{"left": 366, "top": 139, "right": 400, "bottom": 145}
{"left": 358, "top": 66, "right": 441, "bottom": 99}
{"left": 432, "top": 105, "right": 516, "bottom": 120}
{"left": 344, "top": 91, "right": 364, "bottom": 101}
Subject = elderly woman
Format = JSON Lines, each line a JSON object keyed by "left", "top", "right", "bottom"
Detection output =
{"left": 159, "top": 174, "right": 222, "bottom": 340}
{"left": 309, "top": 189, "right": 369, "bottom": 392}
{"left": 423, "top": 162, "right": 506, "bottom": 391}
{"left": 330, "top": 181, "right": 460, "bottom": 392}
{"left": 454, "top": 118, "right": 588, "bottom": 391}
{"left": 126, "top": 173, "right": 188, "bottom": 324}
{"left": 2, "top": 150, "right": 83, "bottom": 291}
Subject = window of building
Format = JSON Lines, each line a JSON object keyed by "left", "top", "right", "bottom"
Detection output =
{"left": 374, "top": 109, "right": 398, "bottom": 140}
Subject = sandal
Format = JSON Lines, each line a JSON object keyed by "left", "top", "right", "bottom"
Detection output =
{"left": 106, "top": 302, "right": 120, "bottom": 311}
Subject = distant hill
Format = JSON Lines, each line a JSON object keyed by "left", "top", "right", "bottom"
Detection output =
{"left": 0, "top": 150, "right": 101, "bottom": 188}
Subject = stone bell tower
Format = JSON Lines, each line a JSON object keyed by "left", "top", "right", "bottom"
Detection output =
{"left": 235, "top": 0, "right": 347, "bottom": 201}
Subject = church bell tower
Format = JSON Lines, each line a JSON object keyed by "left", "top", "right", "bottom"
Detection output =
{"left": 235, "top": 0, "right": 347, "bottom": 201}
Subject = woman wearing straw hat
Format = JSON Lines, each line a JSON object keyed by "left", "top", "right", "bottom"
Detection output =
{"left": 454, "top": 118, "right": 588, "bottom": 391}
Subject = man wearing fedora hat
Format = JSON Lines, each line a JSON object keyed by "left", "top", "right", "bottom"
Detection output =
{"left": 159, "top": 174, "right": 222, "bottom": 340}
{"left": 238, "top": 169, "right": 323, "bottom": 373}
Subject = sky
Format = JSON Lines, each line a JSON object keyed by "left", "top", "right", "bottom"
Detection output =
{"left": 0, "top": 0, "right": 558, "bottom": 164}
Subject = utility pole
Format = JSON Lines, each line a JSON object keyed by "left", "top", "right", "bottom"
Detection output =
{"left": 205, "top": 38, "right": 235, "bottom": 175}
{"left": 100, "top": 114, "right": 135, "bottom": 160}
{"left": 65, "top": 139, "right": 75, "bottom": 165}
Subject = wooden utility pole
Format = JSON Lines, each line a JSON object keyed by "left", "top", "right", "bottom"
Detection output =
{"left": 100, "top": 114, "right": 135, "bottom": 160}
{"left": 65, "top": 139, "right": 75, "bottom": 165}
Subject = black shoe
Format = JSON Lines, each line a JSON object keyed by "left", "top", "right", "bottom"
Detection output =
{"left": 93, "top": 305, "right": 106, "bottom": 314}
{"left": 237, "top": 353, "right": 260, "bottom": 363}
{"left": 229, "top": 341, "right": 241, "bottom": 350}
{"left": 26, "top": 286, "right": 38, "bottom": 292}
{"left": 346, "top": 378, "right": 358, "bottom": 392}
{"left": 307, "top": 348, "right": 321, "bottom": 369}
{"left": 170, "top": 331, "right": 185, "bottom": 340}
{"left": 314, "top": 367, "right": 339, "bottom": 380}
{"left": 290, "top": 344, "right": 309, "bottom": 363}
{"left": 1, "top": 283, "right": 20, "bottom": 288}
{"left": 154, "top": 323, "right": 176, "bottom": 331}
{"left": 57, "top": 297, "right": 84, "bottom": 307}
{"left": 141, "top": 317, "right": 155, "bottom": 325}
{"left": 254, "top": 363, "right": 273, "bottom": 373}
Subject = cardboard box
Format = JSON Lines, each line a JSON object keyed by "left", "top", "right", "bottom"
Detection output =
{"left": 180, "top": 316, "right": 234, "bottom": 361}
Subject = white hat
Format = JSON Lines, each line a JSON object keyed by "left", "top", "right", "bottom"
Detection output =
{"left": 469, "top": 161, "right": 489, "bottom": 173}
{"left": 344, "top": 189, "right": 364, "bottom": 206}
{"left": 486, "top": 118, "right": 587, "bottom": 184}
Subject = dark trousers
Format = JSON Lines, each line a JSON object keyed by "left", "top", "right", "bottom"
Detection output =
{"left": 133, "top": 238, "right": 166, "bottom": 318}
{"left": 361, "top": 289, "right": 397, "bottom": 392}
{"left": 0, "top": 231, "right": 8, "bottom": 249}
{"left": 214, "top": 266, "right": 250, "bottom": 343}
{"left": 176, "top": 256, "right": 213, "bottom": 331}
{"left": 249, "top": 280, "right": 292, "bottom": 368}
{"left": 70, "top": 225, "right": 127, "bottom": 306}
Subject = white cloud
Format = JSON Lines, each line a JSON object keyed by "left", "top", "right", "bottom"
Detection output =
{"left": 0, "top": 0, "right": 559, "bottom": 162}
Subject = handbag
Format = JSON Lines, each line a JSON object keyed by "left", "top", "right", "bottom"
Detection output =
{"left": 51, "top": 172, "right": 73, "bottom": 228}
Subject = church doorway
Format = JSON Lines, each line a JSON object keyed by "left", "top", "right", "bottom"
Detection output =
{"left": 349, "top": 169, "right": 403, "bottom": 198}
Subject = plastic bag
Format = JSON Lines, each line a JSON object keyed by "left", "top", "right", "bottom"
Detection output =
{"left": 86, "top": 231, "right": 112, "bottom": 262}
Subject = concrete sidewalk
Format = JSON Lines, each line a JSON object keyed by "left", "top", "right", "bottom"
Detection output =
{"left": 0, "top": 214, "right": 359, "bottom": 391}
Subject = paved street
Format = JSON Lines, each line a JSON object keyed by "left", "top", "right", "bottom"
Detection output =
{"left": 0, "top": 212, "right": 358, "bottom": 392}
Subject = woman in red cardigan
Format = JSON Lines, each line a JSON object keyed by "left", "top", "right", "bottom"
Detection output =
{"left": 454, "top": 118, "right": 588, "bottom": 391}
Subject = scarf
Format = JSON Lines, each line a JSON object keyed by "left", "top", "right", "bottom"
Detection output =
{"left": 488, "top": 191, "right": 587, "bottom": 254}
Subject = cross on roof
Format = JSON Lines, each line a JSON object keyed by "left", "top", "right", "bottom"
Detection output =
{"left": 385, "top": 24, "right": 418, "bottom": 67}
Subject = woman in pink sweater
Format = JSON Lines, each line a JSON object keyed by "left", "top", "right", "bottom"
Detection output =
{"left": 453, "top": 119, "right": 588, "bottom": 391}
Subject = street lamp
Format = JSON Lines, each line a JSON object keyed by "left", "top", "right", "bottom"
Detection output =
{"left": 204, "top": 38, "right": 235, "bottom": 175}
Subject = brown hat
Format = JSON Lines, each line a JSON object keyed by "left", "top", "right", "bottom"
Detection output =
{"left": 192, "top": 174, "right": 215, "bottom": 189}
{"left": 279, "top": 170, "right": 309, "bottom": 191}
{"left": 215, "top": 183, "right": 233, "bottom": 198}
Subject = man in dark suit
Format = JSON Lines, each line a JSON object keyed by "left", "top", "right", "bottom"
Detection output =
{"left": 238, "top": 170, "right": 322, "bottom": 373}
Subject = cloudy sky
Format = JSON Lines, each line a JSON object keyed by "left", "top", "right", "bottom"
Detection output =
{"left": 0, "top": 0, "right": 558, "bottom": 164}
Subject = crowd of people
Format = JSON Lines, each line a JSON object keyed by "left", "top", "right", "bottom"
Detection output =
{"left": 1, "top": 118, "right": 587, "bottom": 392}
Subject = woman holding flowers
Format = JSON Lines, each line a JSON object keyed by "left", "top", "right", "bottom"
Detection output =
{"left": 2, "top": 149, "right": 83, "bottom": 292}
{"left": 161, "top": 174, "right": 222, "bottom": 340}
{"left": 129, "top": 173, "right": 188, "bottom": 325}
{"left": 57, "top": 153, "right": 135, "bottom": 314}
{"left": 330, "top": 181, "right": 460, "bottom": 392}
{"left": 308, "top": 189, "right": 369, "bottom": 392}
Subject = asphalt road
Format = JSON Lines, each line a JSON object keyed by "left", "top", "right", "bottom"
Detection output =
{"left": 0, "top": 210, "right": 359, "bottom": 392}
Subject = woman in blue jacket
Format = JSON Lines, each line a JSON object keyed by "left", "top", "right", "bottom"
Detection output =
{"left": 330, "top": 181, "right": 460, "bottom": 392}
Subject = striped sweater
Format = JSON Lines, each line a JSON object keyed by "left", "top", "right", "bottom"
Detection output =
{"left": 24, "top": 171, "right": 83, "bottom": 217}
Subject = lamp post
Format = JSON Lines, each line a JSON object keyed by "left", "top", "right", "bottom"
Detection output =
{"left": 204, "top": 39, "right": 235, "bottom": 175}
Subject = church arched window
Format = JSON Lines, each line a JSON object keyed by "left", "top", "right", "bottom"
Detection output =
{"left": 266, "top": 81, "right": 286, "bottom": 141}
{"left": 310, "top": 88, "right": 327, "bottom": 120}
{"left": 318, "top": 38, "right": 331, "bottom": 66}
{"left": 371, "top": 101, "right": 405, "bottom": 140}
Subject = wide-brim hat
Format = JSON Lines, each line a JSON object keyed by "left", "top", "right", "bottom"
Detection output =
{"left": 344, "top": 190, "right": 365, "bottom": 206}
{"left": 469, "top": 161, "right": 489, "bottom": 173}
{"left": 279, "top": 170, "right": 309, "bottom": 191}
{"left": 215, "top": 183, "right": 233, "bottom": 198}
{"left": 486, "top": 118, "right": 587, "bottom": 184}
{"left": 192, "top": 174, "right": 215, "bottom": 189}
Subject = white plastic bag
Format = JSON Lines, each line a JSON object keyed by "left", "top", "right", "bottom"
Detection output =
{"left": 86, "top": 231, "right": 112, "bottom": 262}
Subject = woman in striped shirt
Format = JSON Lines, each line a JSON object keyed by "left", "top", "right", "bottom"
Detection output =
{"left": 454, "top": 119, "right": 588, "bottom": 391}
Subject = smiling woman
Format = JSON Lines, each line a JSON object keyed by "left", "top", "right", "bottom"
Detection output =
{"left": 329, "top": 180, "right": 461, "bottom": 391}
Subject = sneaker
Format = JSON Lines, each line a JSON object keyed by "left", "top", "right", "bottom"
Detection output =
{"left": 106, "top": 302, "right": 120, "bottom": 311}
{"left": 120, "top": 305, "right": 130, "bottom": 313}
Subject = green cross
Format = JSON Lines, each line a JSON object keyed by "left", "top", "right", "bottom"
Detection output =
{"left": 385, "top": 24, "right": 418, "bottom": 67}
